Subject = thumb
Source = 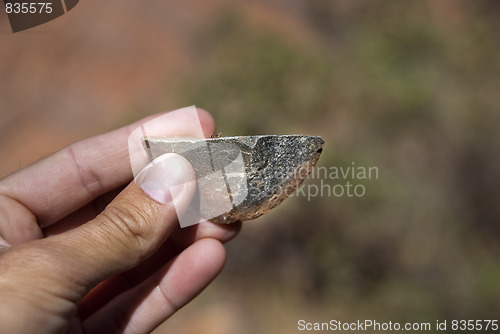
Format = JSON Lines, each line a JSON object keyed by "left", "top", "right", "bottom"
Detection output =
{"left": 44, "top": 153, "right": 196, "bottom": 298}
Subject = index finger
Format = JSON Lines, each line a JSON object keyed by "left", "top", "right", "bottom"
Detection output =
{"left": 0, "top": 107, "right": 215, "bottom": 228}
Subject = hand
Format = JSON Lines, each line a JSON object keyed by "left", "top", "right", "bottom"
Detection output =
{"left": 0, "top": 108, "right": 241, "bottom": 334}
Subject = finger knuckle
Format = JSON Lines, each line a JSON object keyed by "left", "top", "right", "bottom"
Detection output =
{"left": 98, "top": 203, "right": 152, "bottom": 255}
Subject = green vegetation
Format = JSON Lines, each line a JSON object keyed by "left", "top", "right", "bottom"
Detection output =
{"left": 166, "top": 1, "right": 500, "bottom": 332}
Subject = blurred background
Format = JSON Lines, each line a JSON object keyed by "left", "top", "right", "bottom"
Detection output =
{"left": 1, "top": 0, "right": 500, "bottom": 333}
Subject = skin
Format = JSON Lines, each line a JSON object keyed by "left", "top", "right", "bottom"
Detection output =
{"left": 0, "top": 109, "right": 241, "bottom": 334}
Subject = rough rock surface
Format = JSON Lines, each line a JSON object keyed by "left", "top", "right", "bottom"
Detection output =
{"left": 143, "top": 135, "right": 324, "bottom": 224}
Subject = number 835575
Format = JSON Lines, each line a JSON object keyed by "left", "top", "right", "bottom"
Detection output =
{"left": 5, "top": 2, "right": 53, "bottom": 14}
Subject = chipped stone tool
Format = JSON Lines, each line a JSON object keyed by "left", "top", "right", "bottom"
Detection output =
{"left": 143, "top": 135, "right": 323, "bottom": 224}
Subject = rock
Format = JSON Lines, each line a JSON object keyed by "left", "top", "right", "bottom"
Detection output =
{"left": 143, "top": 135, "right": 324, "bottom": 224}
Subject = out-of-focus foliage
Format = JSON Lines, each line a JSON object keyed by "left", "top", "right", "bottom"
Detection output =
{"left": 1, "top": 0, "right": 499, "bottom": 333}
{"left": 162, "top": 1, "right": 500, "bottom": 332}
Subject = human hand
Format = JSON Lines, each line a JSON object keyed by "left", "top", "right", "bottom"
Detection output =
{"left": 0, "top": 108, "right": 241, "bottom": 333}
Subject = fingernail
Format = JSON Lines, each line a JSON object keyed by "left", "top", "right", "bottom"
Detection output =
{"left": 135, "top": 153, "right": 188, "bottom": 204}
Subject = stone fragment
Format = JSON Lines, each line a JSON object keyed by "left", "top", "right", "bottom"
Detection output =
{"left": 143, "top": 135, "right": 324, "bottom": 224}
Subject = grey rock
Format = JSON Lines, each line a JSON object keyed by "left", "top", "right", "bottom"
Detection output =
{"left": 143, "top": 135, "right": 324, "bottom": 224}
